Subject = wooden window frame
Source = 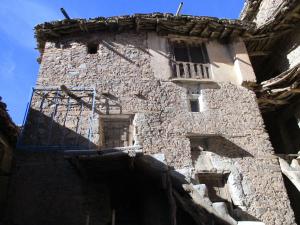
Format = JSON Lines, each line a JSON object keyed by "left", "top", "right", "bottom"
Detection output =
{"left": 98, "top": 114, "right": 134, "bottom": 148}
{"left": 171, "top": 41, "right": 209, "bottom": 64}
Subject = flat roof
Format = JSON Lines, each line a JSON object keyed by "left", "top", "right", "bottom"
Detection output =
{"left": 34, "top": 13, "right": 255, "bottom": 52}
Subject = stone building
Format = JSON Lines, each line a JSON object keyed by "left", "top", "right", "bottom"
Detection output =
{"left": 0, "top": 97, "right": 18, "bottom": 221}
{"left": 241, "top": 0, "right": 300, "bottom": 224}
{"left": 4, "top": 2, "right": 300, "bottom": 225}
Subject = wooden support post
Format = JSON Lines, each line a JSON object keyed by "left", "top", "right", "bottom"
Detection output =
{"left": 112, "top": 208, "right": 116, "bottom": 225}
{"left": 167, "top": 171, "right": 177, "bottom": 225}
{"left": 183, "top": 63, "right": 189, "bottom": 78}
{"left": 176, "top": 64, "right": 181, "bottom": 78}
{"left": 60, "top": 8, "right": 71, "bottom": 20}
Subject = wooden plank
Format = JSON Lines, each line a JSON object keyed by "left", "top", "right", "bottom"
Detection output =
{"left": 204, "top": 64, "right": 210, "bottom": 79}
{"left": 167, "top": 172, "right": 177, "bottom": 225}
{"left": 183, "top": 63, "right": 189, "bottom": 78}
{"left": 176, "top": 63, "right": 181, "bottom": 78}
{"left": 200, "top": 64, "right": 205, "bottom": 79}
{"left": 190, "top": 63, "right": 197, "bottom": 78}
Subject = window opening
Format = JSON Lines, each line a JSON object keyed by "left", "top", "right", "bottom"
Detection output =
{"left": 87, "top": 43, "right": 98, "bottom": 54}
{"left": 190, "top": 100, "right": 199, "bottom": 112}
{"left": 173, "top": 42, "right": 209, "bottom": 64}
{"left": 174, "top": 43, "right": 189, "bottom": 62}
{"left": 171, "top": 41, "right": 210, "bottom": 79}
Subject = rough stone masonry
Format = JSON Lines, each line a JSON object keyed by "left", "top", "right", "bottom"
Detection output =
{"left": 8, "top": 14, "right": 297, "bottom": 225}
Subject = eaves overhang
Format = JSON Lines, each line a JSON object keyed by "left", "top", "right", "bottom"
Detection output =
{"left": 34, "top": 13, "right": 256, "bottom": 53}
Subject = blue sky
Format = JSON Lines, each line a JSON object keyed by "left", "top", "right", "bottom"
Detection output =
{"left": 0, "top": 0, "right": 244, "bottom": 125}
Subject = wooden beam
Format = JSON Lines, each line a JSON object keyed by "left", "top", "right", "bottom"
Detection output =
{"left": 167, "top": 171, "right": 177, "bottom": 225}
{"left": 248, "top": 51, "right": 271, "bottom": 56}
{"left": 60, "top": 8, "right": 71, "bottom": 20}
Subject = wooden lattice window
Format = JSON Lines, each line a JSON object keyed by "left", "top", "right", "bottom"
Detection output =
{"left": 172, "top": 42, "right": 209, "bottom": 64}
{"left": 171, "top": 41, "right": 211, "bottom": 79}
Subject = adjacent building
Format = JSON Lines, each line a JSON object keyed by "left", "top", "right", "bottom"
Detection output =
{"left": 241, "top": 0, "right": 300, "bottom": 223}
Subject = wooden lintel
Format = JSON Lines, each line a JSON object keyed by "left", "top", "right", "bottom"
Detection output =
{"left": 156, "top": 18, "right": 160, "bottom": 33}
{"left": 136, "top": 19, "right": 140, "bottom": 32}
{"left": 48, "top": 30, "right": 61, "bottom": 38}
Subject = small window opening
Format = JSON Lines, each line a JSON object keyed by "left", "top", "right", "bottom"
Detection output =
{"left": 190, "top": 100, "right": 199, "bottom": 112}
{"left": 173, "top": 42, "right": 209, "bottom": 64}
{"left": 99, "top": 115, "right": 134, "bottom": 148}
{"left": 87, "top": 43, "right": 98, "bottom": 54}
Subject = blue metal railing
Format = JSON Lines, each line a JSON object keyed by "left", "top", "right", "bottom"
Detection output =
{"left": 17, "top": 86, "right": 96, "bottom": 151}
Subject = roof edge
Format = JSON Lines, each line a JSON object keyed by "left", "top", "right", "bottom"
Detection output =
{"left": 34, "top": 13, "right": 256, "bottom": 53}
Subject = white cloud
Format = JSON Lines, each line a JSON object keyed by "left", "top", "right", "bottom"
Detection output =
{"left": 0, "top": 0, "right": 60, "bottom": 49}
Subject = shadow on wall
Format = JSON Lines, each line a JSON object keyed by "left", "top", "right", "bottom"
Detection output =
{"left": 4, "top": 149, "right": 254, "bottom": 225}
{"left": 19, "top": 108, "right": 98, "bottom": 150}
{"left": 189, "top": 135, "right": 254, "bottom": 159}
{"left": 253, "top": 28, "right": 300, "bottom": 82}
{"left": 54, "top": 33, "right": 149, "bottom": 67}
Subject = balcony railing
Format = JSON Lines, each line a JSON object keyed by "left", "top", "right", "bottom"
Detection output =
{"left": 171, "top": 61, "right": 211, "bottom": 80}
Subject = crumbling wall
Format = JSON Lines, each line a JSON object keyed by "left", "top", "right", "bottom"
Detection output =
{"left": 253, "top": 0, "right": 286, "bottom": 27}
{"left": 258, "top": 27, "right": 300, "bottom": 77}
{"left": 14, "top": 31, "right": 296, "bottom": 225}
{"left": 276, "top": 28, "right": 300, "bottom": 72}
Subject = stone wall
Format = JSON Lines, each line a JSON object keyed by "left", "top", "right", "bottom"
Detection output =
{"left": 254, "top": 0, "right": 286, "bottom": 27}
{"left": 15, "top": 31, "right": 296, "bottom": 224}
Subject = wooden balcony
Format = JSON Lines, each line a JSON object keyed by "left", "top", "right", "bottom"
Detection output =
{"left": 171, "top": 61, "right": 211, "bottom": 81}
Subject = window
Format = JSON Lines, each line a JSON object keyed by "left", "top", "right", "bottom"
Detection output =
{"left": 285, "top": 116, "right": 300, "bottom": 153}
{"left": 190, "top": 100, "right": 199, "bottom": 112}
{"left": 87, "top": 43, "right": 98, "bottom": 54}
{"left": 171, "top": 41, "right": 210, "bottom": 79}
{"left": 173, "top": 42, "right": 209, "bottom": 64}
{"left": 99, "top": 115, "right": 134, "bottom": 148}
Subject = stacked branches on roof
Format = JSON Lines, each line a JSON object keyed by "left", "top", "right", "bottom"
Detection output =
{"left": 34, "top": 13, "right": 256, "bottom": 53}
{"left": 247, "top": 64, "right": 300, "bottom": 112}
{"left": 243, "top": 0, "right": 300, "bottom": 57}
